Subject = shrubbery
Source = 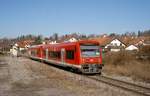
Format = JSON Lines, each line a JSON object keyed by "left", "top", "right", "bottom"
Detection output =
{"left": 138, "top": 45, "right": 150, "bottom": 61}
{"left": 103, "top": 51, "right": 135, "bottom": 66}
{"left": 103, "top": 49, "right": 150, "bottom": 82}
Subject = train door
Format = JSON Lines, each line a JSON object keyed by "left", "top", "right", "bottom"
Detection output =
{"left": 65, "top": 46, "right": 76, "bottom": 65}
{"left": 61, "top": 48, "right": 65, "bottom": 64}
{"left": 46, "top": 49, "right": 48, "bottom": 60}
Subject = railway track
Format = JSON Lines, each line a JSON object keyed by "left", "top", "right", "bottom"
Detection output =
{"left": 87, "top": 75, "right": 150, "bottom": 96}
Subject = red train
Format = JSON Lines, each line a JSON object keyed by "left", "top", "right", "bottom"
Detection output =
{"left": 28, "top": 40, "right": 103, "bottom": 74}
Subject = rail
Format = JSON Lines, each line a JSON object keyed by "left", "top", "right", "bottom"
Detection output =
{"left": 87, "top": 75, "right": 150, "bottom": 96}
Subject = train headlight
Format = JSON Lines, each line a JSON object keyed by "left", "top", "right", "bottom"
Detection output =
{"left": 82, "top": 59, "right": 85, "bottom": 63}
{"left": 90, "top": 59, "right": 93, "bottom": 62}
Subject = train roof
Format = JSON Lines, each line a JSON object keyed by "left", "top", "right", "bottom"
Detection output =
{"left": 29, "top": 44, "right": 45, "bottom": 48}
{"left": 29, "top": 40, "right": 99, "bottom": 49}
{"left": 44, "top": 40, "right": 99, "bottom": 48}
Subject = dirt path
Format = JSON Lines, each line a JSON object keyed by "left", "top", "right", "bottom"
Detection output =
{"left": 0, "top": 56, "right": 139, "bottom": 96}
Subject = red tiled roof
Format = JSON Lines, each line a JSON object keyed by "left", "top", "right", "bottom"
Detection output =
{"left": 90, "top": 36, "right": 149, "bottom": 47}
{"left": 17, "top": 40, "right": 34, "bottom": 48}
{"left": 90, "top": 37, "right": 114, "bottom": 46}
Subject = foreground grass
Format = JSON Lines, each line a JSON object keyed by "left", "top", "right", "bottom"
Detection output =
{"left": 103, "top": 51, "right": 150, "bottom": 83}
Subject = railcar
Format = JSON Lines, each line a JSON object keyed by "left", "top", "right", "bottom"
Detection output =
{"left": 28, "top": 44, "right": 45, "bottom": 60}
{"left": 28, "top": 40, "right": 103, "bottom": 74}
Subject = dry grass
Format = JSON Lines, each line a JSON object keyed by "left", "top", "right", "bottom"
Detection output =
{"left": 103, "top": 51, "right": 150, "bottom": 82}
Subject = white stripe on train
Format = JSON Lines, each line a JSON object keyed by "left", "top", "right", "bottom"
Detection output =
{"left": 30, "top": 56, "right": 81, "bottom": 68}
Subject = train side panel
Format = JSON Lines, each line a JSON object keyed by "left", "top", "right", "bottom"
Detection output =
{"left": 28, "top": 40, "right": 103, "bottom": 74}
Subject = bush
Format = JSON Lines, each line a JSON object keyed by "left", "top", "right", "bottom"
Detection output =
{"left": 138, "top": 45, "right": 150, "bottom": 61}
{"left": 103, "top": 50, "right": 150, "bottom": 82}
{"left": 104, "top": 51, "right": 135, "bottom": 66}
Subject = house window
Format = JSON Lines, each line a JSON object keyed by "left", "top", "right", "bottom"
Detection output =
{"left": 66, "top": 50, "right": 74, "bottom": 60}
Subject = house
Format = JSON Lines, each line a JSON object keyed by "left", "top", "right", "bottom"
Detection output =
{"left": 90, "top": 37, "right": 126, "bottom": 52}
{"left": 64, "top": 37, "right": 78, "bottom": 42}
{"left": 17, "top": 40, "right": 33, "bottom": 50}
{"left": 125, "top": 45, "right": 138, "bottom": 51}
{"left": 105, "top": 38, "right": 126, "bottom": 52}
{"left": 10, "top": 43, "right": 19, "bottom": 56}
{"left": 68, "top": 37, "right": 78, "bottom": 42}
{"left": 10, "top": 40, "right": 33, "bottom": 56}
{"left": 49, "top": 40, "right": 57, "bottom": 44}
{"left": 105, "top": 39, "right": 126, "bottom": 48}
{"left": 90, "top": 37, "right": 112, "bottom": 47}
{"left": 135, "top": 39, "right": 145, "bottom": 46}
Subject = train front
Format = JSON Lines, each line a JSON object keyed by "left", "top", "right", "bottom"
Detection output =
{"left": 79, "top": 41, "right": 103, "bottom": 74}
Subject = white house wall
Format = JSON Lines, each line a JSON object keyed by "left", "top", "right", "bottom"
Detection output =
{"left": 110, "top": 49, "right": 120, "bottom": 52}
{"left": 105, "top": 39, "right": 125, "bottom": 48}
{"left": 10, "top": 48, "right": 18, "bottom": 56}
{"left": 68, "top": 38, "right": 77, "bottom": 42}
{"left": 125, "top": 45, "right": 138, "bottom": 51}
{"left": 110, "top": 39, "right": 125, "bottom": 46}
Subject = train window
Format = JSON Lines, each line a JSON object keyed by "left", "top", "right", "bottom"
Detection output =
{"left": 37, "top": 49, "right": 40, "bottom": 55}
{"left": 31, "top": 50, "right": 36, "bottom": 56}
{"left": 49, "top": 51, "right": 61, "bottom": 59}
{"left": 80, "top": 45, "right": 100, "bottom": 57}
{"left": 48, "top": 51, "right": 52, "bottom": 58}
{"left": 66, "top": 50, "right": 74, "bottom": 60}
{"left": 43, "top": 50, "right": 46, "bottom": 56}
{"left": 55, "top": 51, "right": 61, "bottom": 59}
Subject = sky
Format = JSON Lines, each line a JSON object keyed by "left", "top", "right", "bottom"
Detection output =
{"left": 0, "top": 0, "right": 150, "bottom": 38}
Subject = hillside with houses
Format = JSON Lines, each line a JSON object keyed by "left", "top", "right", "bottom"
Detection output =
{"left": 0, "top": 30, "right": 149, "bottom": 60}
{"left": 1, "top": 30, "right": 149, "bottom": 55}
{"left": 91, "top": 35, "right": 150, "bottom": 52}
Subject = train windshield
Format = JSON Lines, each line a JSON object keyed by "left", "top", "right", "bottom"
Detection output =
{"left": 80, "top": 44, "right": 100, "bottom": 57}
